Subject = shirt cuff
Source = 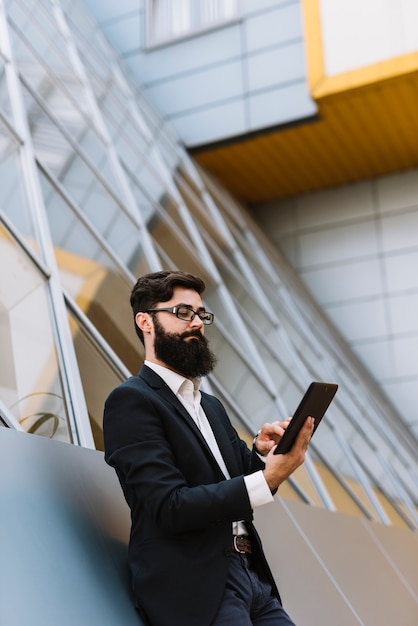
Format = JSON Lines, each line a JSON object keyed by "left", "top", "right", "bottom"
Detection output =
{"left": 244, "top": 470, "right": 274, "bottom": 508}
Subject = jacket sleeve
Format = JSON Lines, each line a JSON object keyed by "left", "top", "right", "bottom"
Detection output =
{"left": 103, "top": 381, "right": 256, "bottom": 536}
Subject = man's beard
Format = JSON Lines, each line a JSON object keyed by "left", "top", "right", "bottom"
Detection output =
{"left": 153, "top": 316, "right": 217, "bottom": 379}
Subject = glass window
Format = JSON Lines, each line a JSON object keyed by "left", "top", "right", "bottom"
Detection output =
{"left": 67, "top": 307, "right": 133, "bottom": 451}
{"left": 146, "top": 0, "right": 240, "bottom": 47}
{"left": 0, "top": 58, "right": 13, "bottom": 124}
{"left": 0, "top": 121, "right": 39, "bottom": 254}
{"left": 38, "top": 168, "right": 146, "bottom": 374}
{"left": 0, "top": 220, "right": 73, "bottom": 442}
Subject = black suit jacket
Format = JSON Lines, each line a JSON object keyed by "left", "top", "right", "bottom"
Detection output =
{"left": 103, "top": 365, "right": 280, "bottom": 626}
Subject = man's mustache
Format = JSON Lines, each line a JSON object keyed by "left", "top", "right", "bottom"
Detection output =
{"left": 180, "top": 330, "right": 206, "bottom": 341}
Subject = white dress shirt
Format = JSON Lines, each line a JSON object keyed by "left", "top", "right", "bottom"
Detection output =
{"left": 144, "top": 361, "right": 273, "bottom": 534}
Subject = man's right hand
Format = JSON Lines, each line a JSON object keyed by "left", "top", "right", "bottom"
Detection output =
{"left": 262, "top": 416, "right": 315, "bottom": 491}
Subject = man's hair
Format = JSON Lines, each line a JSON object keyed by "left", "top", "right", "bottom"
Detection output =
{"left": 130, "top": 270, "right": 206, "bottom": 344}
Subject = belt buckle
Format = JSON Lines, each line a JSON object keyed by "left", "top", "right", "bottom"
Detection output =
{"left": 233, "top": 535, "right": 246, "bottom": 554}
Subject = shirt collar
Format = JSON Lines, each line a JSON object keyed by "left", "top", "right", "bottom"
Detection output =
{"left": 144, "top": 360, "right": 201, "bottom": 396}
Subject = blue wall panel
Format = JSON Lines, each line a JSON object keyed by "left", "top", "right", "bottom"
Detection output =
{"left": 84, "top": 0, "right": 316, "bottom": 147}
{"left": 146, "top": 59, "right": 244, "bottom": 116}
{"left": 245, "top": 3, "right": 303, "bottom": 52}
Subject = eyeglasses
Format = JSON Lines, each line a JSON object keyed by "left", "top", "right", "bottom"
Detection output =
{"left": 144, "top": 305, "right": 214, "bottom": 325}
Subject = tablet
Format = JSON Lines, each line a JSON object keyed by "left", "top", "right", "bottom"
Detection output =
{"left": 273, "top": 382, "right": 338, "bottom": 454}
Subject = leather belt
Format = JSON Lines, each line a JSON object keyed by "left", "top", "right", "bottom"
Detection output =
{"left": 233, "top": 535, "right": 252, "bottom": 554}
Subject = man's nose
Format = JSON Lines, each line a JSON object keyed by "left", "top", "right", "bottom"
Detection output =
{"left": 190, "top": 314, "right": 204, "bottom": 328}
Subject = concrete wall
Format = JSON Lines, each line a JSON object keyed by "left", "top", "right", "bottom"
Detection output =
{"left": 255, "top": 168, "right": 418, "bottom": 442}
{"left": 1, "top": 428, "right": 417, "bottom": 625}
{"left": 0, "top": 428, "right": 142, "bottom": 626}
{"left": 319, "top": 0, "right": 418, "bottom": 74}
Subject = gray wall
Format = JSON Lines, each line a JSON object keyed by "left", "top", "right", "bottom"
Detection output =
{"left": 256, "top": 168, "right": 418, "bottom": 442}
{"left": 1, "top": 428, "right": 417, "bottom": 625}
{"left": 0, "top": 428, "right": 142, "bottom": 626}
{"left": 82, "top": 0, "right": 317, "bottom": 146}
{"left": 256, "top": 501, "right": 418, "bottom": 625}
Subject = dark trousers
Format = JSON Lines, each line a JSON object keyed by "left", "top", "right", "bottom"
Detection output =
{"left": 211, "top": 552, "right": 296, "bottom": 625}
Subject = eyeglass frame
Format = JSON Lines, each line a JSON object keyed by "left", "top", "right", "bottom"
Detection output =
{"left": 144, "top": 305, "right": 214, "bottom": 325}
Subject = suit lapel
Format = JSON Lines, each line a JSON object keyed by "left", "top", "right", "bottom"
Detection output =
{"left": 201, "top": 395, "right": 242, "bottom": 478}
{"left": 138, "top": 366, "right": 227, "bottom": 472}
{"left": 139, "top": 365, "right": 201, "bottom": 433}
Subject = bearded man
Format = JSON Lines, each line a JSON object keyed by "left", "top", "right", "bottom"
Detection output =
{"left": 103, "top": 270, "right": 313, "bottom": 626}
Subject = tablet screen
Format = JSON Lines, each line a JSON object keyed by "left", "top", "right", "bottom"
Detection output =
{"left": 274, "top": 382, "right": 338, "bottom": 455}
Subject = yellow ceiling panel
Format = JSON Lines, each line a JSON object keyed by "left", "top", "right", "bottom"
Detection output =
{"left": 192, "top": 70, "right": 418, "bottom": 204}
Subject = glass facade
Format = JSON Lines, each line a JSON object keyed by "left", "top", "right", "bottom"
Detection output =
{"left": 0, "top": 0, "right": 417, "bottom": 530}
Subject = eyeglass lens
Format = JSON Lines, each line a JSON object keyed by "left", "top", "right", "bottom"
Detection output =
{"left": 177, "top": 306, "right": 213, "bottom": 323}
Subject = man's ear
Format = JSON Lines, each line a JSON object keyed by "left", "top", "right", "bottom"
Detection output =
{"left": 135, "top": 312, "right": 152, "bottom": 335}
